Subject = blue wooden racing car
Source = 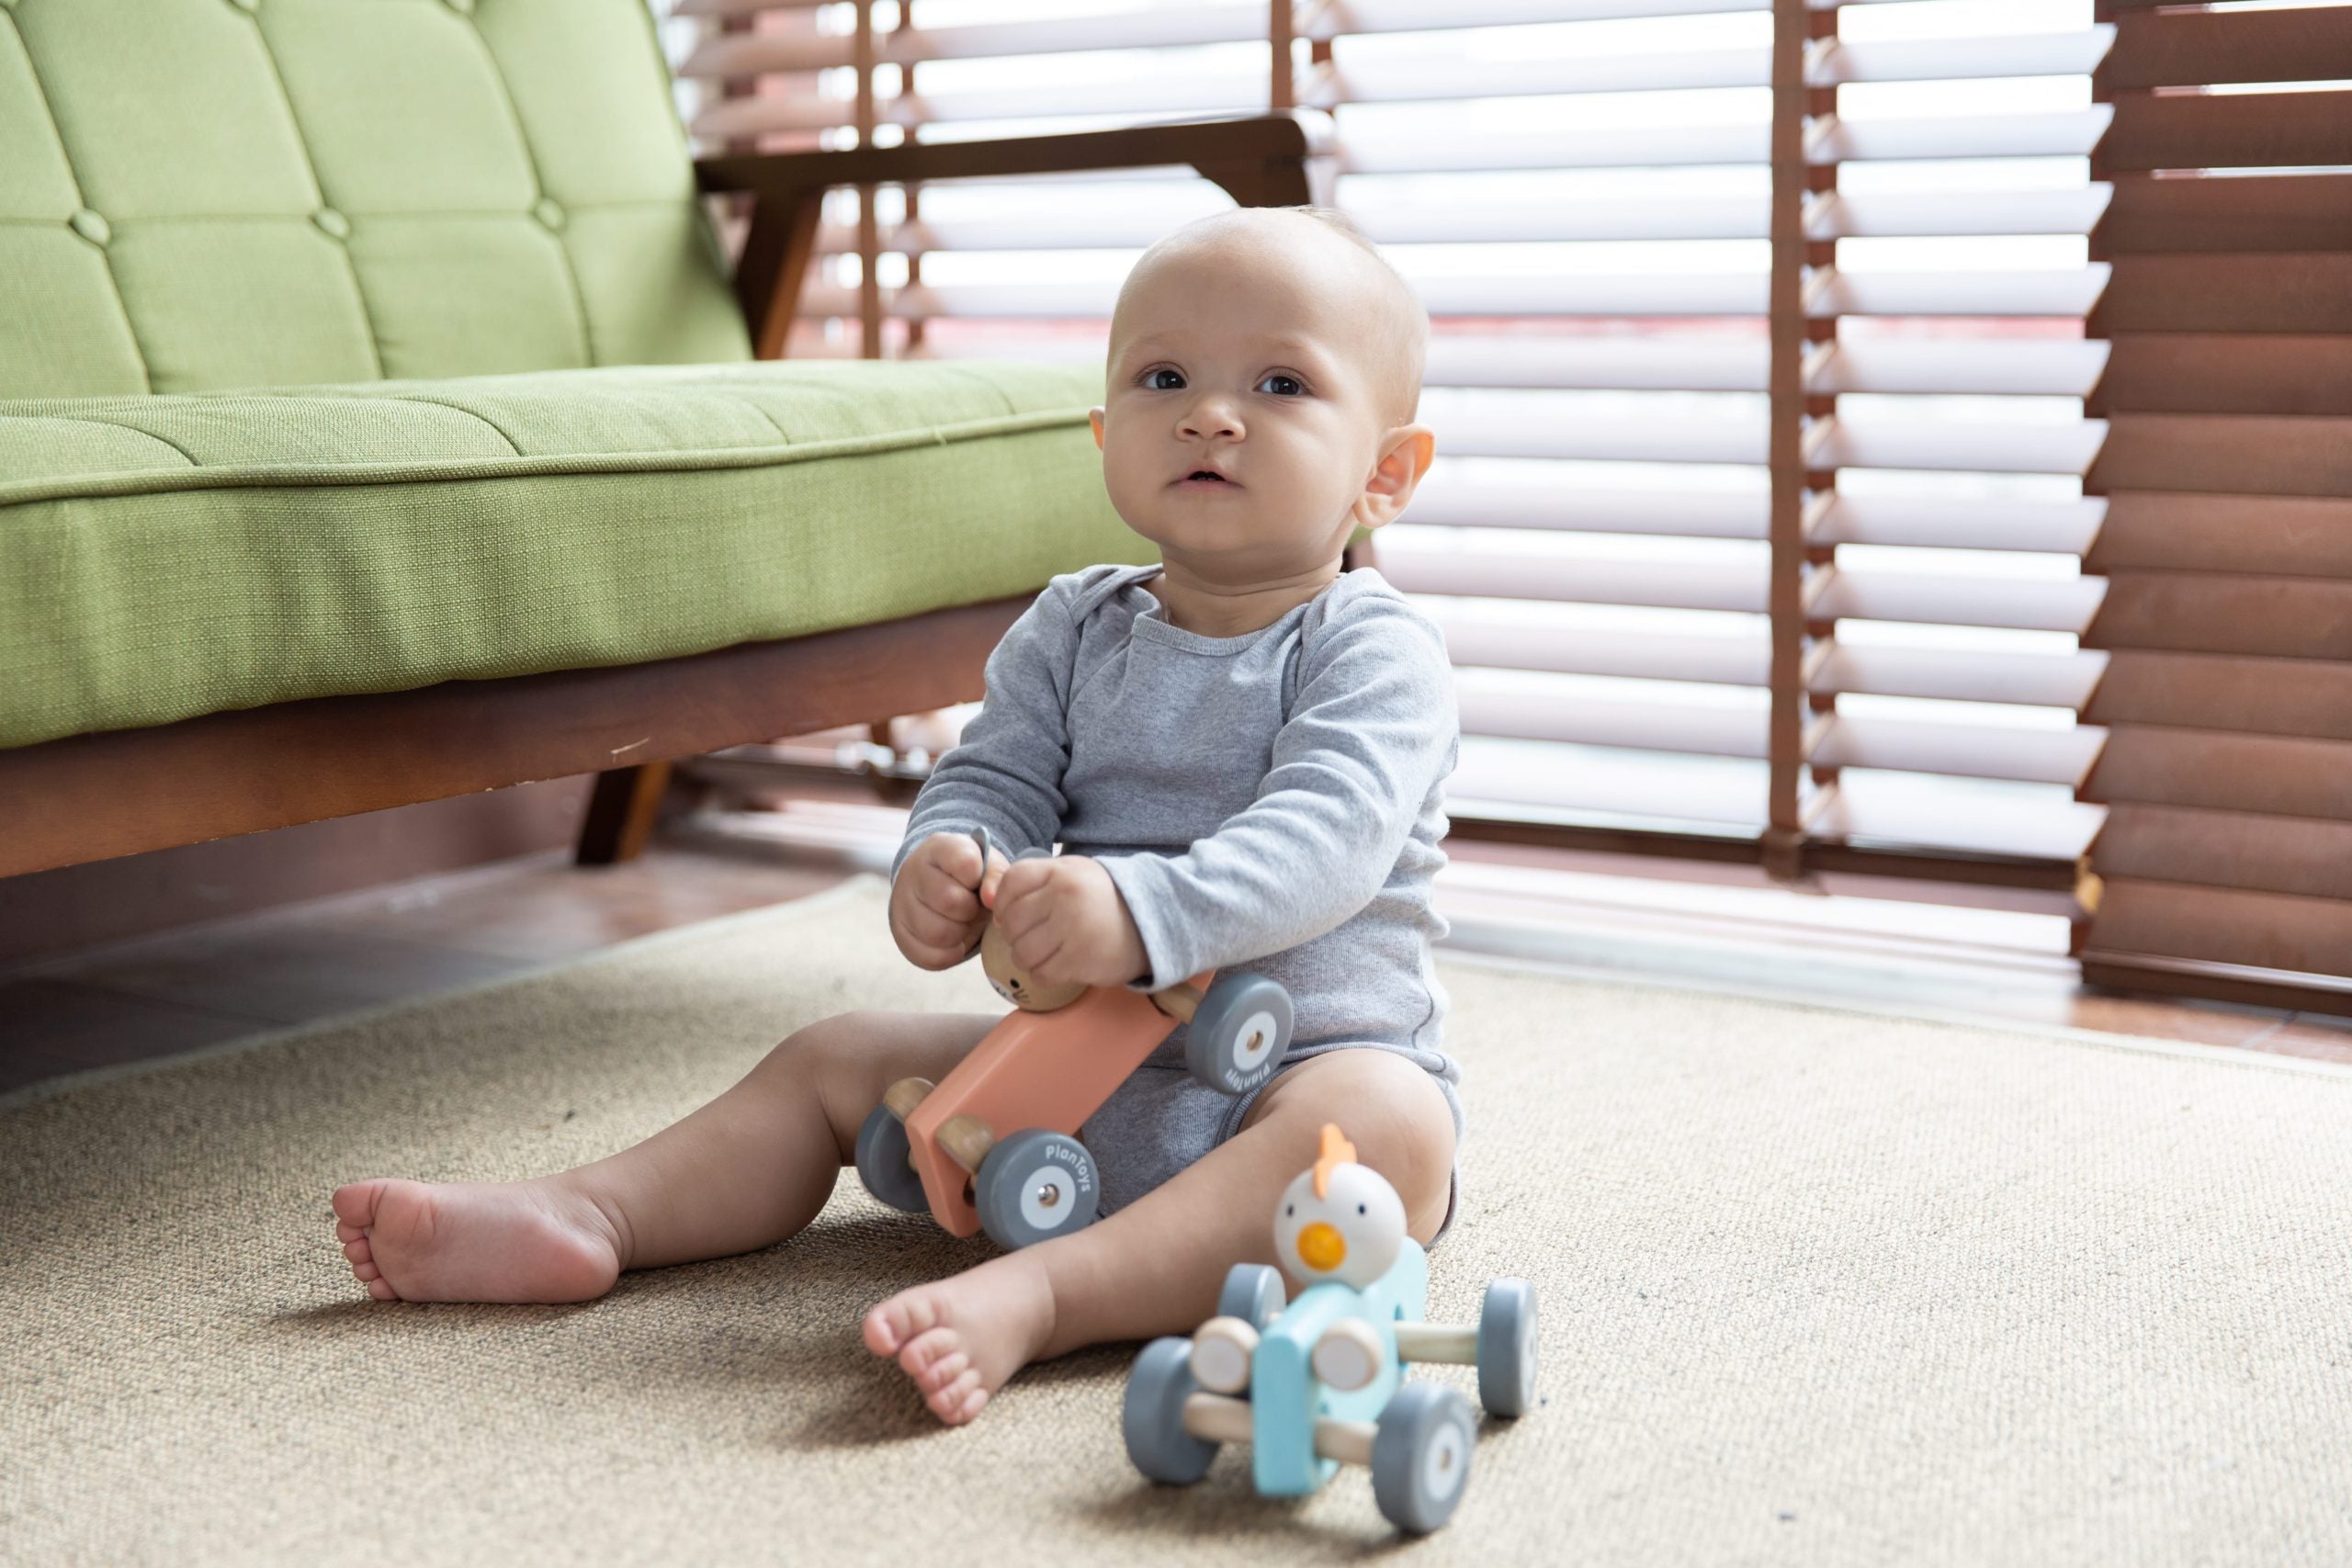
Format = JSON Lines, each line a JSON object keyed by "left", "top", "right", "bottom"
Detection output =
{"left": 1122, "top": 1124, "right": 1537, "bottom": 1534}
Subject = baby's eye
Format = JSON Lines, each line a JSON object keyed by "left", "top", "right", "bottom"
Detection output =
{"left": 1256, "top": 373, "right": 1305, "bottom": 398}
{"left": 1144, "top": 367, "right": 1185, "bottom": 391}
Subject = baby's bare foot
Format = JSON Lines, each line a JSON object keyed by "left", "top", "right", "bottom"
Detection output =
{"left": 862, "top": 1252, "right": 1057, "bottom": 1425}
{"left": 331, "top": 1177, "right": 624, "bottom": 1304}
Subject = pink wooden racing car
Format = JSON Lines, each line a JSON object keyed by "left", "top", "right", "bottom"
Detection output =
{"left": 856, "top": 829, "right": 1297, "bottom": 1249}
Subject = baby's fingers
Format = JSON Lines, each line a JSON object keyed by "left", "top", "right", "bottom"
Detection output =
{"left": 913, "top": 853, "right": 984, "bottom": 921}
{"left": 978, "top": 850, "right": 1011, "bottom": 911}
{"left": 903, "top": 891, "right": 981, "bottom": 956}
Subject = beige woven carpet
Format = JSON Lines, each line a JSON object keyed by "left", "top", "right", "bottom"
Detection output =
{"left": 6, "top": 876, "right": 2352, "bottom": 1566}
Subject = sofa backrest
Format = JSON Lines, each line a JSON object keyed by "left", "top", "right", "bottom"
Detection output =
{"left": 0, "top": 0, "right": 751, "bottom": 399}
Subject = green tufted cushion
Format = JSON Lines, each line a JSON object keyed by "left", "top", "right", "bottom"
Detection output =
{"left": 0, "top": 0, "right": 750, "bottom": 398}
{"left": 0, "top": 362, "right": 1149, "bottom": 750}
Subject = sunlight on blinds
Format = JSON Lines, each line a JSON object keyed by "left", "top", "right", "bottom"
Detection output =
{"left": 663, "top": 0, "right": 2119, "bottom": 919}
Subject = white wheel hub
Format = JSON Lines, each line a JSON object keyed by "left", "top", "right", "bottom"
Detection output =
{"left": 1021, "top": 1165, "right": 1080, "bottom": 1232}
{"left": 1233, "top": 1010, "right": 1280, "bottom": 1072}
{"left": 1422, "top": 1419, "right": 1468, "bottom": 1500}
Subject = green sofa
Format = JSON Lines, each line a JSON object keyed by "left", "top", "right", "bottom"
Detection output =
{"left": 0, "top": 0, "right": 1317, "bottom": 878}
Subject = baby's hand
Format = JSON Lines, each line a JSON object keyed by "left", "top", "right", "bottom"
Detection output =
{"left": 890, "top": 831, "right": 1010, "bottom": 970}
{"left": 989, "top": 854, "right": 1150, "bottom": 991}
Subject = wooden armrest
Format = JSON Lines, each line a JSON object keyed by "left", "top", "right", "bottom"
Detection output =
{"left": 696, "top": 113, "right": 1321, "bottom": 197}
{"left": 695, "top": 114, "right": 1329, "bottom": 357}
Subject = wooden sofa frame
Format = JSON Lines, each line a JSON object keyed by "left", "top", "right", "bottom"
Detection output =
{"left": 0, "top": 117, "right": 1317, "bottom": 883}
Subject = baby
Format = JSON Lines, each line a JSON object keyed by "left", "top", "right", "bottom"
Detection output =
{"left": 329, "top": 207, "right": 1464, "bottom": 1427}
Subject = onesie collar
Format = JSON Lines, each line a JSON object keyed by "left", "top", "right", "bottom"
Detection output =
{"left": 1129, "top": 570, "right": 1316, "bottom": 656}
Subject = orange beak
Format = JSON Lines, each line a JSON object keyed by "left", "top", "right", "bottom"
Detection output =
{"left": 1296, "top": 1222, "right": 1346, "bottom": 1273}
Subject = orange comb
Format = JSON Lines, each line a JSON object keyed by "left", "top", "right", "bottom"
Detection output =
{"left": 1312, "top": 1123, "right": 1357, "bottom": 1199}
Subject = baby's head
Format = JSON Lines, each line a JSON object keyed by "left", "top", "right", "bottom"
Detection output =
{"left": 1091, "top": 208, "right": 1433, "bottom": 578}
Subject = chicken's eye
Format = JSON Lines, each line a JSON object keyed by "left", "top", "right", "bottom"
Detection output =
{"left": 1357, "top": 1203, "right": 1366, "bottom": 1214}
{"left": 1285, "top": 1203, "right": 1294, "bottom": 1217}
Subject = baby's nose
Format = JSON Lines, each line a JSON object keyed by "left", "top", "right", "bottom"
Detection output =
{"left": 1180, "top": 400, "right": 1243, "bottom": 439}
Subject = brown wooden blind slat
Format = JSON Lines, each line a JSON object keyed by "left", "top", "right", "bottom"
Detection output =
{"left": 2084, "top": 729, "right": 2352, "bottom": 821}
{"left": 2098, "top": 6, "right": 2352, "bottom": 89}
{"left": 2084, "top": 493, "right": 2352, "bottom": 576}
{"left": 2083, "top": 574, "right": 2352, "bottom": 661}
{"left": 2092, "top": 805, "right": 2352, "bottom": 902}
{"left": 2100, "top": 92, "right": 2352, "bottom": 172}
{"left": 2088, "top": 414, "right": 2352, "bottom": 497}
{"left": 2098, "top": 173, "right": 2352, "bottom": 255}
{"left": 2095, "top": 255, "right": 2352, "bottom": 334}
{"left": 2096, "top": 337, "right": 2352, "bottom": 417}
{"left": 2084, "top": 653, "right": 2352, "bottom": 743}
{"left": 2088, "top": 880, "right": 2352, "bottom": 981}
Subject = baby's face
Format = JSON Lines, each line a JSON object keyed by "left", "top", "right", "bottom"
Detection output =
{"left": 1091, "top": 221, "right": 1428, "bottom": 577}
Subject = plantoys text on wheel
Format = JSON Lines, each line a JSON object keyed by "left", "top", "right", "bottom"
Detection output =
{"left": 1123, "top": 1124, "right": 1538, "bottom": 1536}
{"left": 857, "top": 828, "right": 1297, "bottom": 1249}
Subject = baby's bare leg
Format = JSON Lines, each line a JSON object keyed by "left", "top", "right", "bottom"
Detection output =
{"left": 332, "top": 1010, "right": 997, "bottom": 1303}
{"left": 865, "top": 1047, "right": 1456, "bottom": 1424}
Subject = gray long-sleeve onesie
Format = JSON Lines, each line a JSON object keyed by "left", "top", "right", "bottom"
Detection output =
{"left": 888, "top": 561, "right": 1462, "bottom": 1215}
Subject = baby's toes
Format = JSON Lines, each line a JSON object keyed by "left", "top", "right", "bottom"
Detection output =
{"left": 332, "top": 1179, "right": 387, "bottom": 1231}
{"left": 343, "top": 1235, "right": 373, "bottom": 1265}
{"left": 353, "top": 1259, "right": 380, "bottom": 1282}
{"left": 917, "top": 1346, "right": 970, "bottom": 1395}
{"left": 928, "top": 1367, "right": 986, "bottom": 1425}
{"left": 895, "top": 1325, "right": 960, "bottom": 1383}
{"left": 862, "top": 1291, "right": 944, "bottom": 1358}
{"left": 367, "top": 1278, "right": 397, "bottom": 1302}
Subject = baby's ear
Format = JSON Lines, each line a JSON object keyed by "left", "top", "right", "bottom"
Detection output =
{"left": 1356, "top": 424, "right": 1435, "bottom": 530}
{"left": 1089, "top": 407, "right": 1106, "bottom": 451}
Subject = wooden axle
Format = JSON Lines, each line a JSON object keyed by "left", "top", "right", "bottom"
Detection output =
{"left": 1182, "top": 1393, "right": 1375, "bottom": 1467}
{"left": 1150, "top": 978, "right": 1204, "bottom": 1024}
{"left": 882, "top": 1077, "right": 932, "bottom": 1122}
{"left": 880, "top": 1077, "right": 994, "bottom": 1174}
{"left": 936, "top": 1113, "right": 996, "bottom": 1174}
{"left": 1394, "top": 1323, "right": 1478, "bottom": 1365}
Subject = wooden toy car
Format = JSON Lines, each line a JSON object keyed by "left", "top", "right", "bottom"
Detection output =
{"left": 857, "top": 829, "right": 1296, "bottom": 1249}
{"left": 1122, "top": 1125, "right": 1537, "bottom": 1535}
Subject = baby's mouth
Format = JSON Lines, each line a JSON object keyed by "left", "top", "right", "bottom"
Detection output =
{"left": 1176, "top": 470, "right": 1239, "bottom": 489}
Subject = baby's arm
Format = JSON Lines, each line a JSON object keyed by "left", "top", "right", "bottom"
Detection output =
{"left": 888, "top": 583, "right": 1080, "bottom": 889}
{"left": 1095, "top": 593, "right": 1456, "bottom": 991}
{"left": 886, "top": 583, "right": 1080, "bottom": 973}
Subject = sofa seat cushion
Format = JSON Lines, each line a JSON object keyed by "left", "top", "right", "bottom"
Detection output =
{"left": 0, "top": 360, "right": 1147, "bottom": 750}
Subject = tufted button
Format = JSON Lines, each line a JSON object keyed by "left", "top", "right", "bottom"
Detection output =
{"left": 69, "top": 209, "right": 109, "bottom": 248}
{"left": 532, "top": 197, "right": 565, "bottom": 232}
{"left": 227, "top": 0, "right": 260, "bottom": 12}
{"left": 311, "top": 208, "right": 351, "bottom": 241}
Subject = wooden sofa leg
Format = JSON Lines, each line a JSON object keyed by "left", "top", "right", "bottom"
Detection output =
{"left": 577, "top": 761, "right": 672, "bottom": 866}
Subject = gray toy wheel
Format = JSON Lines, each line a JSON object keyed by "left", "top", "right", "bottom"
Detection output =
{"left": 1216, "top": 1262, "right": 1286, "bottom": 1331}
{"left": 1183, "top": 972, "right": 1293, "bottom": 1096}
{"left": 1371, "top": 1382, "right": 1477, "bottom": 1536}
{"left": 854, "top": 1102, "right": 930, "bottom": 1213}
{"left": 973, "top": 1129, "right": 1099, "bottom": 1249}
{"left": 1125, "top": 1337, "right": 1218, "bottom": 1484}
{"left": 1476, "top": 1278, "right": 1539, "bottom": 1417}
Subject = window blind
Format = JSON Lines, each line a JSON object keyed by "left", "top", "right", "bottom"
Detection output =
{"left": 2070, "top": 0, "right": 2352, "bottom": 1010}
{"left": 665, "top": 0, "right": 2352, "bottom": 1011}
